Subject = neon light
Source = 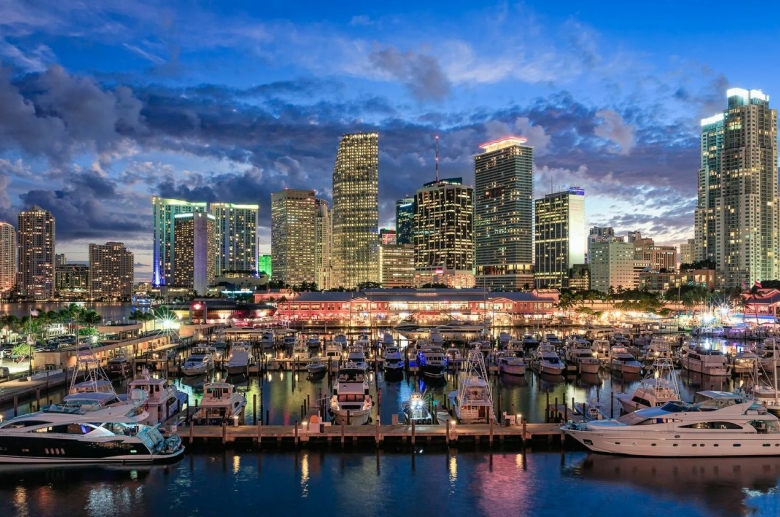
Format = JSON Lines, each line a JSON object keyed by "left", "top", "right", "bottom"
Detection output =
{"left": 479, "top": 136, "right": 528, "bottom": 153}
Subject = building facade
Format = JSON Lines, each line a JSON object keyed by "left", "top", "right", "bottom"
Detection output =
{"left": 17, "top": 206, "right": 55, "bottom": 299}
{"left": 379, "top": 243, "right": 415, "bottom": 288}
{"left": 88, "top": 242, "right": 134, "bottom": 300}
{"left": 589, "top": 240, "right": 635, "bottom": 293}
{"left": 55, "top": 264, "right": 89, "bottom": 297}
{"left": 271, "top": 189, "right": 316, "bottom": 287}
{"left": 173, "top": 212, "right": 216, "bottom": 295}
{"left": 379, "top": 228, "right": 397, "bottom": 246}
{"left": 152, "top": 197, "right": 207, "bottom": 286}
{"left": 534, "top": 187, "right": 586, "bottom": 288}
{"left": 680, "top": 238, "right": 695, "bottom": 266}
{"left": 395, "top": 197, "right": 415, "bottom": 245}
{"left": 414, "top": 178, "right": 475, "bottom": 288}
{"left": 474, "top": 137, "right": 534, "bottom": 290}
{"left": 314, "top": 198, "right": 332, "bottom": 290}
{"left": 0, "top": 222, "right": 16, "bottom": 296}
{"left": 258, "top": 255, "right": 272, "bottom": 278}
{"left": 210, "top": 203, "right": 258, "bottom": 276}
{"left": 331, "top": 132, "right": 379, "bottom": 289}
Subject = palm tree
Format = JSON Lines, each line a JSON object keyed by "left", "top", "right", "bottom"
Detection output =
{"left": 82, "top": 310, "right": 102, "bottom": 328}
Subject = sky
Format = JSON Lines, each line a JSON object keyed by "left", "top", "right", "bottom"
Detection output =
{"left": 1, "top": 0, "right": 779, "bottom": 281}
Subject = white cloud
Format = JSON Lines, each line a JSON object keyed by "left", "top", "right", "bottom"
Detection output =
{"left": 594, "top": 110, "right": 635, "bottom": 155}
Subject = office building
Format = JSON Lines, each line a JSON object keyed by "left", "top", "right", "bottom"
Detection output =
{"left": 55, "top": 253, "right": 66, "bottom": 268}
{"left": 173, "top": 212, "right": 216, "bottom": 295}
{"left": 210, "top": 203, "right": 258, "bottom": 275}
{"left": 379, "top": 243, "right": 415, "bottom": 288}
{"left": 694, "top": 112, "right": 725, "bottom": 264}
{"left": 271, "top": 189, "right": 316, "bottom": 287}
{"left": 587, "top": 226, "right": 616, "bottom": 264}
{"left": 315, "top": 198, "right": 332, "bottom": 290}
{"left": 680, "top": 239, "right": 695, "bottom": 266}
{"left": 152, "top": 197, "right": 207, "bottom": 286}
{"left": 55, "top": 264, "right": 89, "bottom": 296}
{"left": 331, "top": 132, "right": 379, "bottom": 289}
{"left": 395, "top": 197, "right": 415, "bottom": 245}
{"left": 629, "top": 232, "right": 678, "bottom": 272}
{"left": 380, "top": 228, "right": 397, "bottom": 246}
{"left": 89, "top": 242, "right": 134, "bottom": 300}
{"left": 17, "top": 206, "right": 55, "bottom": 299}
{"left": 534, "top": 187, "right": 586, "bottom": 288}
{"left": 0, "top": 222, "right": 16, "bottom": 296}
{"left": 413, "top": 177, "right": 475, "bottom": 288}
{"left": 589, "top": 240, "right": 635, "bottom": 293}
{"left": 474, "top": 137, "right": 534, "bottom": 289}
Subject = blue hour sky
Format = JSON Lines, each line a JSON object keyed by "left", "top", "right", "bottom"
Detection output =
{"left": 1, "top": 0, "right": 779, "bottom": 280}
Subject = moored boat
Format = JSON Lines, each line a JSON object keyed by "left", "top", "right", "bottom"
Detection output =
{"left": 329, "top": 366, "right": 372, "bottom": 425}
{"left": 193, "top": 382, "right": 247, "bottom": 425}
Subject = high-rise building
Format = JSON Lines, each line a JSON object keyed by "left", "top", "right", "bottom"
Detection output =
{"left": 587, "top": 226, "right": 616, "bottom": 263}
{"left": 173, "top": 212, "right": 216, "bottom": 295}
{"left": 379, "top": 243, "right": 415, "bottom": 288}
{"left": 55, "top": 264, "right": 89, "bottom": 296}
{"left": 315, "top": 198, "right": 332, "bottom": 290}
{"left": 271, "top": 189, "right": 316, "bottom": 287}
{"left": 0, "top": 222, "right": 16, "bottom": 296}
{"left": 395, "top": 197, "right": 415, "bottom": 245}
{"left": 534, "top": 187, "right": 586, "bottom": 288}
{"left": 88, "top": 242, "right": 134, "bottom": 300}
{"left": 331, "top": 132, "right": 379, "bottom": 289}
{"left": 413, "top": 177, "right": 475, "bottom": 288}
{"left": 17, "top": 206, "right": 55, "bottom": 299}
{"left": 589, "top": 240, "right": 635, "bottom": 293}
{"left": 379, "top": 228, "right": 397, "bottom": 246}
{"left": 54, "top": 253, "right": 66, "bottom": 268}
{"left": 152, "top": 197, "right": 207, "bottom": 286}
{"left": 680, "top": 238, "right": 695, "bottom": 266}
{"left": 258, "top": 255, "right": 272, "bottom": 278}
{"left": 210, "top": 203, "right": 258, "bottom": 276}
{"left": 474, "top": 137, "right": 534, "bottom": 290}
{"left": 695, "top": 88, "right": 778, "bottom": 289}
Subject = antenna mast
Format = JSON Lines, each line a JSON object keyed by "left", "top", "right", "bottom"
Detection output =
{"left": 435, "top": 134, "right": 439, "bottom": 183}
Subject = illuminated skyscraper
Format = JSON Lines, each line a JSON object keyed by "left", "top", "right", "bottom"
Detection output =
{"left": 315, "top": 198, "right": 332, "bottom": 290}
{"left": 152, "top": 197, "right": 207, "bottom": 286}
{"left": 534, "top": 188, "right": 586, "bottom": 288}
{"left": 17, "top": 206, "right": 55, "bottom": 299}
{"left": 331, "top": 132, "right": 379, "bottom": 289}
{"left": 271, "top": 189, "right": 316, "bottom": 287}
{"left": 395, "top": 197, "right": 415, "bottom": 245}
{"left": 379, "top": 228, "right": 397, "bottom": 245}
{"left": 210, "top": 203, "right": 258, "bottom": 275}
{"left": 474, "top": 137, "right": 534, "bottom": 290}
{"left": 379, "top": 244, "right": 415, "bottom": 287}
{"left": 258, "top": 255, "right": 272, "bottom": 278}
{"left": 413, "top": 178, "right": 475, "bottom": 287}
{"left": 173, "top": 212, "right": 216, "bottom": 295}
{"left": 89, "top": 242, "right": 134, "bottom": 300}
{"left": 0, "top": 222, "right": 16, "bottom": 296}
{"left": 693, "top": 113, "right": 724, "bottom": 264}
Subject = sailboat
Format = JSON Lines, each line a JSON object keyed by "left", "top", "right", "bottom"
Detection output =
{"left": 448, "top": 349, "right": 496, "bottom": 424}
{"left": 748, "top": 345, "right": 780, "bottom": 416}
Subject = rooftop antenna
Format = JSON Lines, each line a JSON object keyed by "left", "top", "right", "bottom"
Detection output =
{"left": 435, "top": 134, "right": 439, "bottom": 183}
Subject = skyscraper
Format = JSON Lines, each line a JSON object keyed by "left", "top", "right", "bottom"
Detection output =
{"left": 271, "top": 189, "right": 316, "bottom": 287}
{"left": 379, "top": 228, "right": 397, "bottom": 245}
{"left": 258, "top": 255, "right": 272, "bottom": 278}
{"left": 173, "top": 212, "right": 216, "bottom": 295}
{"left": 395, "top": 197, "right": 415, "bottom": 245}
{"left": 210, "top": 203, "right": 259, "bottom": 275}
{"left": 89, "top": 242, "right": 134, "bottom": 300}
{"left": 534, "top": 187, "right": 586, "bottom": 288}
{"left": 474, "top": 137, "right": 534, "bottom": 290}
{"left": 379, "top": 243, "right": 415, "bottom": 287}
{"left": 0, "top": 222, "right": 16, "bottom": 296}
{"left": 314, "top": 198, "right": 332, "bottom": 290}
{"left": 331, "top": 132, "right": 379, "bottom": 289}
{"left": 695, "top": 88, "right": 778, "bottom": 288}
{"left": 17, "top": 206, "right": 55, "bottom": 299}
{"left": 589, "top": 240, "right": 635, "bottom": 293}
{"left": 152, "top": 197, "right": 207, "bottom": 286}
{"left": 413, "top": 178, "right": 475, "bottom": 287}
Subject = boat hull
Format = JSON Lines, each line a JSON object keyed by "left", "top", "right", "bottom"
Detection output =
{"left": 226, "top": 364, "right": 248, "bottom": 375}
{"left": 539, "top": 363, "right": 565, "bottom": 376}
{"left": 499, "top": 364, "right": 526, "bottom": 376}
{"left": 577, "top": 361, "right": 601, "bottom": 374}
{"left": 419, "top": 365, "right": 446, "bottom": 378}
{"left": 330, "top": 408, "right": 371, "bottom": 425}
{"left": 181, "top": 364, "right": 211, "bottom": 376}
{"left": 611, "top": 361, "right": 642, "bottom": 375}
{"left": 0, "top": 436, "right": 185, "bottom": 464}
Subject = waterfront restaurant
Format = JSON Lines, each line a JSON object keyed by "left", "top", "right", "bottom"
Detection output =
{"left": 270, "top": 288, "right": 559, "bottom": 327}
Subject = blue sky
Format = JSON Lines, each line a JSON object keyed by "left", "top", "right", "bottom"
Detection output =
{"left": 0, "top": 0, "right": 779, "bottom": 280}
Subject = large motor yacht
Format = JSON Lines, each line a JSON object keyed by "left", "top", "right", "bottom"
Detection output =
{"left": 497, "top": 351, "right": 527, "bottom": 376}
{"left": 346, "top": 344, "right": 368, "bottom": 371}
{"left": 193, "top": 382, "right": 247, "bottom": 425}
{"left": 226, "top": 342, "right": 251, "bottom": 375}
{"left": 416, "top": 345, "right": 448, "bottom": 378}
{"left": 128, "top": 369, "right": 188, "bottom": 425}
{"left": 382, "top": 346, "right": 404, "bottom": 376}
{"left": 564, "top": 341, "right": 601, "bottom": 374}
{"left": 562, "top": 391, "right": 780, "bottom": 457}
{"left": 329, "top": 366, "right": 372, "bottom": 425}
{"left": 532, "top": 343, "right": 565, "bottom": 376}
{"left": 610, "top": 346, "right": 643, "bottom": 375}
{"left": 680, "top": 346, "right": 730, "bottom": 377}
{"left": 181, "top": 346, "right": 216, "bottom": 376}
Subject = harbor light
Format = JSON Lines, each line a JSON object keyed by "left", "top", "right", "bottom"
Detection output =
{"left": 516, "top": 414, "right": 521, "bottom": 426}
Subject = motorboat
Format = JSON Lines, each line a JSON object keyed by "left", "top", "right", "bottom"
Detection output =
{"left": 521, "top": 334, "right": 540, "bottom": 350}
{"left": 106, "top": 356, "right": 131, "bottom": 378}
{"left": 355, "top": 333, "right": 371, "bottom": 348}
{"left": 564, "top": 341, "right": 601, "bottom": 375}
{"left": 381, "top": 333, "right": 395, "bottom": 348}
{"left": 562, "top": 391, "right": 780, "bottom": 457}
{"left": 282, "top": 334, "right": 297, "bottom": 347}
{"left": 193, "top": 382, "right": 247, "bottom": 425}
{"left": 0, "top": 403, "right": 184, "bottom": 464}
{"left": 497, "top": 351, "right": 527, "bottom": 376}
{"left": 449, "top": 349, "right": 495, "bottom": 424}
{"left": 306, "top": 359, "right": 327, "bottom": 377}
{"left": 612, "top": 332, "right": 631, "bottom": 346}
{"left": 610, "top": 346, "right": 643, "bottom": 375}
{"left": 643, "top": 338, "right": 676, "bottom": 364}
{"left": 616, "top": 346, "right": 681, "bottom": 413}
{"left": 329, "top": 366, "right": 372, "bottom": 425}
{"left": 498, "top": 332, "right": 512, "bottom": 349}
{"left": 445, "top": 346, "right": 463, "bottom": 365}
{"left": 382, "top": 346, "right": 404, "bottom": 375}
{"left": 732, "top": 351, "right": 759, "bottom": 376}
{"left": 292, "top": 341, "right": 309, "bottom": 361}
{"left": 543, "top": 333, "right": 561, "bottom": 347}
{"left": 402, "top": 392, "right": 433, "bottom": 425}
{"left": 428, "top": 328, "right": 445, "bottom": 347}
{"left": 306, "top": 336, "right": 321, "bottom": 349}
{"left": 324, "top": 343, "right": 344, "bottom": 364}
{"left": 226, "top": 342, "right": 251, "bottom": 375}
{"left": 508, "top": 338, "right": 525, "bottom": 351}
{"left": 591, "top": 339, "right": 611, "bottom": 362}
{"left": 346, "top": 345, "right": 368, "bottom": 371}
{"left": 680, "top": 346, "right": 730, "bottom": 377}
{"left": 333, "top": 334, "right": 348, "bottom": 348}
{"left": 260, "top": 331, "right": 275, "bottom": 350}
{"left": 128, "top": 369, "right": 188, "bottom": 425}
{"left": 532, "top": 343, "right": 565, "bottom": 376}
{"left": 416, "top": 345, "right": 448, "bottom": 378}
{"left": 181, "top": 346, "right": 215, "bottom": 376}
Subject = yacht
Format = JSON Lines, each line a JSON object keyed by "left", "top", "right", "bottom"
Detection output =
{"left": 680, "top": 346, "right": 730, "bottom": 377}
{"left": 193, "top": 382, "right": 247, "bottom": 425}
{"left": 521, "top": 334, "right": 540, "bottom": 350}
{"left": 643, "top": 338, "right": 676, "bottom": 364}
{"left": 282, "top": 334, "right": 297, "bottom": 347}
{"left": 355, "top": 333, "right": 371, "bottom": 348}
{"left": 106, "top": 356, "right": 131, "bottom": 378}
{"left": 333, "top": 334, "right": 349, "bottom": 348}
{"left": 497, "top": 351, "right": 527, "bottom": 376}
{"left": 562, "top": 391, "right": 780, "bottom": 457}
{"left": 381, "top": 333, "right": 395, "bottom": 348}
{"left": 616, "top": 347, "right": 681, "bottom": 413}
{"left": 564, "top": 341, "right": 601, "bottom": 375}
{"left": 591, "top": 339, "right": 611, "bottom": 363}
{"left": 382, "top": 346, "right": 404, "bottom": 376}
{"left": 306, "top": 358, "right": 327, "bottom": 377}
{"left": 329, "top": 366, "right": 372, "bottom": 425}
{"left": 346, "top": 345, "right": 368, "bottom": 371}
{"left": 0, "top": 403, "right": 184, "bottom": 464}
{"left": 532, "top": 343, "right": 565, "bottom": 376}
{"left": 181, "top": 346, "right": 215, "bottom": 376}
{"left": 226, "top": 342, "right": 251, "bottom": 375}
{"left": 416, "top": 345, "right": 448, "bottom": 378}
{"left": 610, "top": 346, "right": 643, "bottom": 375}
{"left": 428, "top": 328, "right": 445, "bottom": 347}
{"left": 259, "top": 331, "right": 275, "bottom": 350}
{"left": 445, "top": 346, "right": 463, "bottom": 365}
{"left": 449, "top": 350, "right": 495, "bottom": 424}
{"left": 128, "top": 369, "right": 188, "bottom": 425}
{"left": 543, "top": 333, "right": 561, "bottom": 347}
{"left": 402, "top": 392, "right": 433, "bottom": 425}
{"left": 732, "top": 351, "right": 759, "bottom": 376}
{"left": 324, "top": 343, "right": 344, "bottom": 368}
{"left": 498, "top": 332, "right": 512, "bottom": 349}
{"left": 306, "top": 336, "right": 321, "bottom": 349}
{"left": 612, "top": 332, "right": 631, "bottom": 346}
{"left": 292, "top": 340, "right": 309, "bottom": 362}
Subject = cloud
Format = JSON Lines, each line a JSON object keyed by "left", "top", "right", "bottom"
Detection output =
{"left": 349, "top": 15, "right": 373, "bottom": 27}
{"left": 369, "top": 46, "right": 451, "bottom": 102}
{"left": 122, "top": 43, "right": 165, "bottom": 65}
{"left": 594, "top": 109, "right": 635, "bottom": 155}
{"left": 0, "top": 39, "right": 55, "bottom": 72}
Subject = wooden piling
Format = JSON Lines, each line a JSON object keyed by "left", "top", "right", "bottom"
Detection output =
{"left": 256, "top": 417, "right": 262, "bottom": 448}
{"left": 489, "top": 418, "right": 494, "bottom": 447}
{"left": 222, "top": 421, "right": 227, "bottom": 445}
{"left": 294, "top": 421, "right": 299, "bottom": 448}
{"left": 411, "top": 419, "right": 416, "bottom": 447}
{"left": 189, "top": 419, "right": 194, "bottom": 444}
{"left": 446, "top": 420, "right": 451, "bottom": 446}
{"left": 253, "top": 394, "right": 257, "bottom": 424}
{"left": 13, "top": 395, "right": 18, "bottom": 417}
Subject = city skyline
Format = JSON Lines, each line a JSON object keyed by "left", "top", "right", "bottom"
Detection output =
{"left": 0, "top": 2, "right": 779, "bottom": 282}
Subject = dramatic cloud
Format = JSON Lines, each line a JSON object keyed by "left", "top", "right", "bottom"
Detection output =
{"left": 594, "top": 109, "right": 635, "bottom": 155}
{"left": 369, "top": 46, "right": 451, "bottom": 102}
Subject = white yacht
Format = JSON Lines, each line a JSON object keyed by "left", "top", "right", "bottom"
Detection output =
{"left": 346, "top": 345, "right": 368, "bottom": 371}
{"left": 382, "top": 346, "right": 404, "bottom": 375}
{"left": 562, "top": 391, "right": 780, "bottom": 457}
{"left": 521, "top": 334, "right": 540, "bottom": 350}
{"left": 533, "top": 343, "right": 565, "bottom": 376}
{"left": 732, "top": 351, "right": 759, "bottom": 376}
{"left": 449, "top": 350, "right": 495, "bottom": 424}
{"left": 498, "top": 332, "right": 512, "bottom": 349}
{"left": 282, "top": 334, "right": 297, "bottom": 347}
{"left": 543, "top": 333, "right": 561, "bottom": 347}
{"left": 329, "top": 366, "right": 372, "bottom": 425}
{"left": 565, "top": 341, "right": 601, "bottom": 374}
{"left": 260, "top": 331, "right": 275, "bottom": 350}
{"left": 128, "top": 369, "right": 188, "bottom": 425}
{"left": 292, "top": 341, "right": 309, "bottom": 361}
{"left": 616, "top": 346, "right": 681, "bottom": 413}
{"left": 355, "top": 333, "right": 371, "bottom": 348}
{"left": 181, "top": 346, "right": 215, "bottom": 376}
{"left": 610, "top": 346, "right": 643, "bottom": 375}
{"left": 306, "top": 336, "right": 321, "bottom": 349}
{"left": 591, "top": 339, "right": 611, "bottom": 363}
{"left": 416, "top": 345, "right": 448, "bottom": 378}
{"left": 306, "top": 359, "right": 327, "bottom": 376}
{"left": 497, "top": 351, "right": 527, "bottom": 376}
{"left": 193, "top": 382, "right": 247, "bottom": 425}
{"left": 643, "top": 338, "right": 676, "bottom": 364}
{"left": 324, "top": 343, "right": 344, "bottom": 366}
{"left": 680, "top": 346, "right": 730, "bottom": 377}
{"left": 333, "top": 334, "right": 349, "bottom": 348}
{"left": 226, "top": 342, "right": 251, "bottom": 375}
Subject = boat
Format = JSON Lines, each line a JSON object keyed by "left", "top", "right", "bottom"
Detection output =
{"left": 226, "top": 342, "right": 251, "bottom": 375}
{"left": 381, "top": 333, "right": 395, "bottom": 348}
{"left": 306, "top": 359, "right": 327, "bottom": 377}
{"left": 449, "top": 349, "right": 495, "bottom": 424}
{"left": 346, "top": 345, "right": 368, "bottom": 371}
{"left": 333, "top": 334, "right": 348, "bottom": 348}
{"left": 382, "top": 346, "right": 404, "bottom": 375}
{"left": 329, "top": 365, "right": 372, "bottom": 425}
{"left": 532, "top": 343, "right": 565, "bottom": 376}
{"left": 106, "top": 356, "right": 131, "bottom": 378}
{"left": 562, "top": 391, "right": 780, "bottom": 457}
{"left": 497, "top": 351, "right": 527, "bottom": 376}
{"left": 543, "top": 333, "right": 561, "bottom": 347}
{"left": 732, "top": 351, "right": 759, "bottom": 376}
{"left": 428, "top": 328, "right": 445, "bottom": 346}
{"left": 616, "top": 344, "right": 681, "bottom": 413}
{"left": 324, "top": 343, "right": 343, "bottom": 365}
{"left": 0, "top": 403, "right": 184, "bottom": 464}
{"left": 355, "top": 333, "right": 371, "bottom": 348}
{"left": 127, "top": 369, "right": 188, "bottom": 425}
{"left": 416, "top": 345, "right": 448, "bottom": 378}
{"left": 521, "top": 334, "right": 540, "bottom": 350}
{"left": 401, "top": 392, "right": 433, "bottom": 425}
{"left": 498, "top": 332, "right": 512, "bottom": 349}
{"left": 282, "top": 334, "right": 297, "bottom": 347}
{"left": 591, "top": 339, "right": 611, "bottom": 362}
{"left": 564, "top": 341, "right": 601, "bottom": 374}
{"left": 643, "top": 338, "right": 676, "bottom": 364}
{"left": 306, "top": 336, "right": 321, "bottom": 349}
{"left": 193, "top": 382, "right": 247, "bottom": 425}
{"left": 610, "top": 346, "right": 643, "bottom": 374}
{"left": 612, "top": 332, "right": 631, "bottom": 346}
{"left": 680, "top": 346, "right": 730, "bottom": 377}
{"left": 445, "top": 346, "right": 463, "bottom": 365}
{"left": 259, "top": 331, "right": 275, "bottom": 350}
{"left": 181, "top": 346, "right": 215, "bottom": 376}
{"left": 292, "top": 341, "right": 308, "bottom": 361}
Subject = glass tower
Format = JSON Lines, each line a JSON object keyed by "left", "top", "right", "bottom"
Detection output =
{"left": 271, "top": 189, "right": 316, "bottom": 287}
{"left": 534, "top": 187, "right": 586, "bottom": 288}
{"left": 152, "top": 197, "right": 207, "bottom": 286}
{"left": 210, "top": 203, "right": 259, "bottom": 276}
{"left": 395, "top": 197, "right": 415, "bottom": 245}
{"left": 0, "top": 222, "right": 16, "bottom": 296}
{"left": 17, "top": 206, "right": 55, "bottom": 299}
